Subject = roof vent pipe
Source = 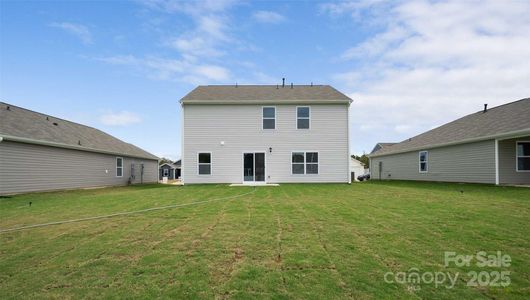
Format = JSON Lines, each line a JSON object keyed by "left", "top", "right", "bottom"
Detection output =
{"left": 291, "top": 82, "right": 293, "bottom": 89}
{"left": 6, "top": 106, "right": 10, "bottom": 111}
{"left": 483, "top": 104, "right": 488, "bottom": 113}
{"left": 282, "top": 78, "right": 285, "bottom": 88}
{"left": 311, "top": 82, "right": 313, "bottom": 87}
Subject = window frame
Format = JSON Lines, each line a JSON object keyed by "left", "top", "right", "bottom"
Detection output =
{"left": 296, "top": 106, "right": 311, "bottom": 130}
{"left": 163, "top": 168, "right": 169, "bottom": 177}
{"left": 419, "top": 151, "right": 428, "bottom": 173}
{"left": 262, "top": 106, "right": 276, "bottom": 130}
{"left": 197, "top": 152, "right": 212, "bottom": 176}
{"left": 116, "top": 157, "right": 123, "bottom": 178}
{"left": 291, "top": 151, "right": 319, "bottom": 175}
{"left": 516, "top": 141, "right": 530, "bottom": 172}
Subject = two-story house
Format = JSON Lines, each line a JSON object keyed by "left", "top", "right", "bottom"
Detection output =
{"left": 180, "top": 84, "right": 352, "bottom": 184}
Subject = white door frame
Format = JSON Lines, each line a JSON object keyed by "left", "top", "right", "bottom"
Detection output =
{"left": 242, "top": 151, "right": 267, "bottom": 184}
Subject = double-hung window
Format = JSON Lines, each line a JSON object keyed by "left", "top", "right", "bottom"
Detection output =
{"left": 292, "top": 152, "right": 319, "bottom": 174}
{"left": 116, "top": 157, "right": 123, "bottom": 177}
{"left": 198, "top": 152, "right": 212, "bottom": 175}
{"left": 297, "top": 106, "right": 310, "bottom": 129}
{"left": 163, "top": 168, "right": 169, "bottom": 177}
{"left": 516, "top": 141, "right": 530, "bottom": 171}
{"left": 263, "top": 107, "right": 275, "bottom": 129}
{"left": 419, "top": 151, "right": 428, "bottom": 173}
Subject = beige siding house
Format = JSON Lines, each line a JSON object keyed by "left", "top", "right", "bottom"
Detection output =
{"left": 0, "top": 102, "right": 159, "bottom": 195}
{"left": 180, "top": 85, "right": 352, "bottom": 184}
{"left": 370, "top": 98, "right": 530, "bottom": 185}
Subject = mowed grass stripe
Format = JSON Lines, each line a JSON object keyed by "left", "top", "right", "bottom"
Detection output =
{"left": 0, "top": 182, "right": 529, "bottom": 299}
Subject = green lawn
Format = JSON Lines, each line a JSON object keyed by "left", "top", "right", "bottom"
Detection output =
{"left": 0, "top": 182, "right": 528, "bottom": 299}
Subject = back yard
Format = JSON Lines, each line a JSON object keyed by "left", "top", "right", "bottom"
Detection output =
{"left": 0, "top": 182, "right": 528, "bottom": 299}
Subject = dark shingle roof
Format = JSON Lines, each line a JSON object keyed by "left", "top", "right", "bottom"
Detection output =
{"left": 370, "top": 142, "right": 396, "bottom": 154}
{"left": 0, "top": 102, "right": 158, "bottom": 160}
{"left": 180, "top": 85, "right": 352, "bottom": 104}
{"left": 371, "top": 98, "right": 530, "bottom": 157}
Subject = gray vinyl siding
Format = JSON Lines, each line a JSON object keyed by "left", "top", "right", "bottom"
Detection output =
{"left": 498, "top": 136, "right": 530, "bottom": 185}
{"left": 182, "top": 104, "right": 349, "bottom": 184}
{"left": 371, "top": 140, "right": 496, "bottom": 184}
{"left": 0, "top": 141, "right": 158, "bottom": 195}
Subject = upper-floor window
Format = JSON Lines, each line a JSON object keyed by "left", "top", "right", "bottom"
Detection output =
{"left": 419, "top": 151, "right": 428, "bottom": 173}
{"left": 198, "top": 152, "right": 212, "bottom": 175}
{"left": 297, "top": 106, "right": 310, "bottom": 129}
{"left": 263, "top": 107, "right": 275, "bottom": 129}
{"left": 116, "top": 157, "right": 123, "bottom": 177}
{"left": 516, "top": 141, "right": 530, "bottom": 172}
{"left": 292, "top": 151, "right": 319, "bottom": 174}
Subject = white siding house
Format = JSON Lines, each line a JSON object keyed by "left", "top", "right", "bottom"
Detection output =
{"left": 180, "top": 85, "right": 352, "bottom": 184}
{"left": 350, "top": 158, "right": 367, "bottom": 181}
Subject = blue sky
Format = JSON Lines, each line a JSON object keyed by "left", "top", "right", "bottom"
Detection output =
{"left": 1, "top": 0, "right": 529, "bottom": 160}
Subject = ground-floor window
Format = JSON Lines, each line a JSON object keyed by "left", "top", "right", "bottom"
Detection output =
{"left": 419, "top": 151, "right": 428, "bottom": 173}
{"left": 116, "top": 157, "right": 123, "bottom": 177}
{"left": 516, "top": 141, "right": 530, "bottom": 171}
{"left": 292, "top": 152, "right": 319, "bottom": 175}
{"left": 198, "top": 152, "right": 212, "bottom": 175}
{"left": 163, "top": 169, "right": 169, "bottom": 177}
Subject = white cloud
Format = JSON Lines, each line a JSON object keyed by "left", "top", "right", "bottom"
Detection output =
{"left": 100, "top": 111, "right": 142, "bottom": 126}
{"left": 97, "top": 55, "right": 231, "bottom": 84}
{"left": 325, "top": 0, "right": 530, "bottom": 153}
{"left": 50, "top": 22, "right": 93, "bottom": 44}
{"left": 252, "top": 10, "right": 286, "bottom": 24}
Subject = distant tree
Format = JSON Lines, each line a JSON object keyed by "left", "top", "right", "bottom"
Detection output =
{"left": 351, "top": 153, "right": 370, "bottom": 168}
{"left": 159, "top": 157, "right": 173, "bottom": 165}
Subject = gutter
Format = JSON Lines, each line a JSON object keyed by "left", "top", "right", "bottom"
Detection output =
{"left": 369, "top": 128, "right": 530, "bottom": 158}
{"left": 0, "top": 134, "right": 159, "bottom": 161}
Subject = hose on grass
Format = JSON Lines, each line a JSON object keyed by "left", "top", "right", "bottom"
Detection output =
{"left": 0, "top": 187, "right": 256, "bottom": 234}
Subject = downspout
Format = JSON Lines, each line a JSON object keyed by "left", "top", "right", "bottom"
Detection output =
{"left": 347, "top": 103, "right": 351, "bottom": 184}
{"left": 495, "top": 139, "right": 499, "bottom": 185}
{"left": 180, "top": 103, "right": 185, "bottom": 185}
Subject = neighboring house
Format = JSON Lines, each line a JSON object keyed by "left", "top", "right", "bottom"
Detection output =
{"left": 369, "top": 98, "right": 530, "bottom": 185}
{"left": 350, "top": 157, "right": 367, "bottom": 181}
{"left": 159, "top": 160, "right": 181, "bottom": 180}
{"left": 0, "top": 102, "right": 159, "bottom": 195}
{"left": 180, "top": 84, "right": 352, "bottom": 184}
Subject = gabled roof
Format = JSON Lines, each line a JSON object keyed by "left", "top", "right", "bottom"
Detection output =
{"left": 180, "top": 85, "right": 352, "bottom": 104}
{"left": 350, "top": 157, "right": 365, "bottom": 166}
{"left": 370, "top": 142, "right": 396, "bottom": 154}
{"left": 370, "top": 98, "right": 530, "bottom": 157}
{"left": 0, "top": 102, "right": 158, "bottom": 160}
{"left": 159, "top": 162, "right": 181, "bottom": 169}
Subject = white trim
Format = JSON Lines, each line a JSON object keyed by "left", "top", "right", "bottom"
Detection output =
{"left": 159, "top": 163, "right": 176, "bottom": 169}
{"left": 347, "top": 104, "right": 351, "bottom": 183}
{"left": 418, "top": 151, "right": 428, "bottom": 173}
{"left": 369, "top": 129, "right": 530, "bottom": 158}
{"left": 242, "top": 151, "right": 267, "bottom": 183}
{"left": 296, "top": 106, "right": 311, "bottom": 130}
{"left": 495, "top": 139, "right": 499, "bottom": 184}
{"left": 180, "top": 99, "right": 352, "bottom": 105}
{"left": 116, "top": 157, "right": 123, "bottom": 177}
{"left": 181, "top": 104, "right": 185, "bottom": 184}
{"left": 290, "top": 151, "right": 319, "bottom": 175}
{"left": 262, "top": 106, "right": 276, "bottom": 130}
{"left": 516, "top": 141, "right": 530, "bottom": 172}
{"left": 197, "top": 151, "right": 212, "bottom": 175}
